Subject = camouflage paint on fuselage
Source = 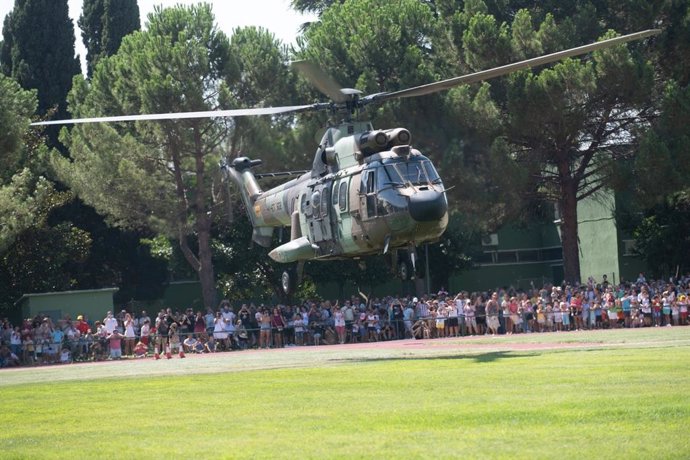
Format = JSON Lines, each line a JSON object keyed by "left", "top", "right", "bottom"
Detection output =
{"left": 225, "top": 122, "right": 448, "bottom": 264}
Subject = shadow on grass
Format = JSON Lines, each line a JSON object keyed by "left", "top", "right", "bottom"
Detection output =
{"left": 340, "top": 351, "right": 539, "bottom": 364}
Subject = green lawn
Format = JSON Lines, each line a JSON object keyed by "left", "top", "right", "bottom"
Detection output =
{"left": 1, "top": 328, "right": 689, "bottom": 459}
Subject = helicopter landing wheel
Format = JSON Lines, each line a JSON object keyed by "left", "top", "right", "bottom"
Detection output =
{"left": 398, "top": 260, "right": 410, "bottom": 281}
{"left": 281, "top": 267, "right": 297, "bottom": 296}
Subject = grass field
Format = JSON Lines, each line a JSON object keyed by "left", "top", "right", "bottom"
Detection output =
{"left": 1, "top": 328, "right": 689, "bottom": 459}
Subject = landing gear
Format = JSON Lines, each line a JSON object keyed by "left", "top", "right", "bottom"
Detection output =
{"left": 281, "top": 268, "right": 296, "bottom": 296}
{"left": 389, "top": 246, "right": 423, "bottom": 281}
{"left": 281, "top": 261, "right": 304, "bottom": 296}
{"left": 398, "top": 260, "right": 410, "bottom": 280}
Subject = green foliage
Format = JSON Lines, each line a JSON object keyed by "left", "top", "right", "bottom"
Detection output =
{"left": 79, "top": 0, "right": 140, "bottom": 78}
{"left": 0, "top": 221, "right": 90, "bottom": 316}
{"left": 0, "top": 0, "right": 80, "bottom": 116}
{"left": 58, "top": 4, "right": 249, "bottom": 307}
{"left": 290, "top": 0, "right": 342, "bottom": 15}
{"left": 632, "top": 193, "right": 690, "bottom": 278}
{"left": 0, "top": 74, "right": 36, "bottom": 181}
{"left": 633, "top": 81, "right": 690, "bottom": 206}
{"left": 463, "top": 13, "right": 511, "bottom": 69}
{"left": 297, "top": 0, "right": 436, "bottom": 96}
{"left": 213, "top": 216, "right": 279, "bottom": 302}
{"left": 0, "top": 169, "right": 70, "bottom": 253}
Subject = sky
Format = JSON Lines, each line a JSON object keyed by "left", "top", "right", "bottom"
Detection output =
{"left": 0, "top": 0, "right": 317, "bottom": 74}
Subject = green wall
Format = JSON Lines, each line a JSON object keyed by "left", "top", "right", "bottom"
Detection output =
{"left": 18, "top": 288, "right": 118, "bottom": 324}
{"left": 450, "top": 262, "right": 558, "bottom": 293}
{"left": 577, "top": 191, "right": 620, "bottom": 284}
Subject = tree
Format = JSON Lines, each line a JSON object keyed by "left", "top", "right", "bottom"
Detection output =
{"left": 632, "top": 192, "right": 690, "bottom": 279}
{"left": 295, "top": 0, "right": 520, "bottom": 274}
{"left": 0, "top": 0, "right": 80, "bottom": 117}
{"left": 448, "top": 7, "right": 657, "bottom": 283}
{"left": 55, "top": 5, "right": 296, "bottom": 309}
{"left": 0, "top": 74, "right": 78, "bottom": 316}
{"left": 79, "top": 0, "right": 140, "bottom": 78}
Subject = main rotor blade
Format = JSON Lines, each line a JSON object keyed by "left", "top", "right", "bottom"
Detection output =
{"left": 30, "top": 104, "right": 316, "bottom": 126}
{"left": 368, "top": 29, "right": 661, "bottom": 103}
{"left": 291, "top": 60, "right": 348, "bottom": 103}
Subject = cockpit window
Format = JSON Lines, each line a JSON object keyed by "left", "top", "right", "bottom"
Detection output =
{"left": 422, "top": 160, "right": 442, "bottom": 184}
{"left": 378, "top": 158, "right": 441, "bottom": 187}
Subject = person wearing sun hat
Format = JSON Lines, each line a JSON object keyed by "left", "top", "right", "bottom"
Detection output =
{"left": 76, "top": 315, "right": 90, "bottom": 335}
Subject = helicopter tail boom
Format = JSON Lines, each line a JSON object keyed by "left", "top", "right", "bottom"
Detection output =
{"left": 222, "top": 156, "right": 275, "bottom": 247}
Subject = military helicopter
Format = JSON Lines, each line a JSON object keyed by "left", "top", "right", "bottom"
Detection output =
{"left": 34, "top": 29, "right": 659, "bottom": 294}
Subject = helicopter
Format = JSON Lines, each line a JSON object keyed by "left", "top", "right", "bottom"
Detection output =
{"left": 33, "top": 29, "right": 659, "bottom": 294}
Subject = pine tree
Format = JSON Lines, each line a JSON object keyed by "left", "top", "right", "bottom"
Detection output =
{"left": 79, "top": 0, "right": 140, "bottom": 78}
{"left": 0, "top": 0, "right": 80, "bottom": 118}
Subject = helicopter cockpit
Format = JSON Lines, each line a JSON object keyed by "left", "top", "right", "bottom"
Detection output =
{"left": 360, "top": 152, "right": 447, "bottom": 222}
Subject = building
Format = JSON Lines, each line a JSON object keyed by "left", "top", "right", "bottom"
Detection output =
{"left": 450, "top": 190, "right": 646, "bottom": 292}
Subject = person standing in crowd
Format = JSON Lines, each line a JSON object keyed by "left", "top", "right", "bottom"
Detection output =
{"left": 194, "top": 311, "right": 206, "bottom": 336}
{"left": 204, "top": 308, "right": 215, "bottom": 334}
{"left": 178, "top": 309, "right": 192, "bottom": 337}
{"left": 123, "top": 313, "right": 136, "bottom": 357}
{"left": 474, "top": 294, "right": 486, "bottom": 335}
{"left": 155, "top": 313, "right": 169, "bottom": 356}
{"left": 486, "top": 292, "right": 500, "bottom": 336}
{"left": 639, "top": 287, "right": 652, "bottom": 326}
{"left": 103, "top": 311, "right": 118, "bottom": 335}
{"left": 271, "top": 307, "right": 287, "bottom": 348}
{"left": 213, "top": 312, "right": 229, "bottom": 351}
{"left": 445, "top": 297, "right": 459, "bottom": 337}
{"left": 258, "top": 309, "right": 272, "bottom": 349}
{"left": 391, "top": 300, "right": 405, "bottom": 339}
{"left": 137, "top": 310, "right": 151, "bottom": 335}
{"left": 403, "top": 299, "right": 415, "bottom": 338}
{"left": 333, "top": 305, "right": 346, "bottom": 344}
{"left": 293, "top": 314, "right": 305, "bottom": 346}
{"left": 140, "top": 319, "right": 150, "bottom": 347}
{"left": 10, "top": 327, "right": 22, "bottom": 359}
{"left": 76, "top": 315, "right": 90, "bottom": 336}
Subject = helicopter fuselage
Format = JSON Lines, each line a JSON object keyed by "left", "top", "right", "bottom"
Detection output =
{"left": 224, "top": 122, "right": 449, "bottom": 265}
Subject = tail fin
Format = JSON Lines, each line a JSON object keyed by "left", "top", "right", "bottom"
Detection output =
{"left": 221, "top": 156, "right": 274, "bottom": 247}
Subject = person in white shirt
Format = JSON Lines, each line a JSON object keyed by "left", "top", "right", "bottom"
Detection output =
{"left": 103, "top": 311, "right": 118, "bottom": 334}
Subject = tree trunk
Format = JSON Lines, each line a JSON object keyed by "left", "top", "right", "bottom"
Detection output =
{"left": 559, "top": 181, "right": 581, "bottom": 284}
{"left": 196, "top": 214, "right": 217, "bottom": 310}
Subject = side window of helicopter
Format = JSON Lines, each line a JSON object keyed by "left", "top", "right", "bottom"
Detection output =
{"left": 301, "top": 193, "right": 312, "bottom": 217}
{"left": 338, "top": 181, "right": 347, "bottom": 212}
{"left": 366, "top": 170, "right": 375, "bottom": 194}
{"left": 321, "top": 187, "right": 329, "bottom": 217}
{"left": 332, "top": 182, "right": 339, "bottom": 208}
{"left": 364, "top": 170, "right": 376, "bottom": 217}
{"left": 312, "top": 191, "right": 321, "bottom": 218}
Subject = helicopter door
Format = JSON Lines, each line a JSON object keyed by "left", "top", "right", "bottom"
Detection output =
{"left": 308, "top": 189, "right": 324, "bottom": 242}
{"left": 308, "top": 183, "right": 335, "bottom": 247}
{"left": 334, "top": 178, "right": 358, "bottom": 254}
{"left": 359, "top": 169, "right": 377, "bottom": 221}
{"left": 319, "top": 183, "right": 334, "bottom": 243}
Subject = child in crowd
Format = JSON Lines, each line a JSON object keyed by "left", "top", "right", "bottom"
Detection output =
{"left": 134, "top": 341, "right": 148, "bottom": 358}
{"left": 22, "top": 334, "right": 34, "bottom": 365}
{"left": 108, "top": 330, "right": 124, "bottom": 360}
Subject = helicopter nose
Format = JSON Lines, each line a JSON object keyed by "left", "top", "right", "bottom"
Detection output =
{"left": 408, "top": 190, "right": 447, "bottom": 222}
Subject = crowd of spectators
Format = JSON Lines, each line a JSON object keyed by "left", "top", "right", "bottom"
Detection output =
{"left": 1, "top": 272, "right": 688, "bottom": 367}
